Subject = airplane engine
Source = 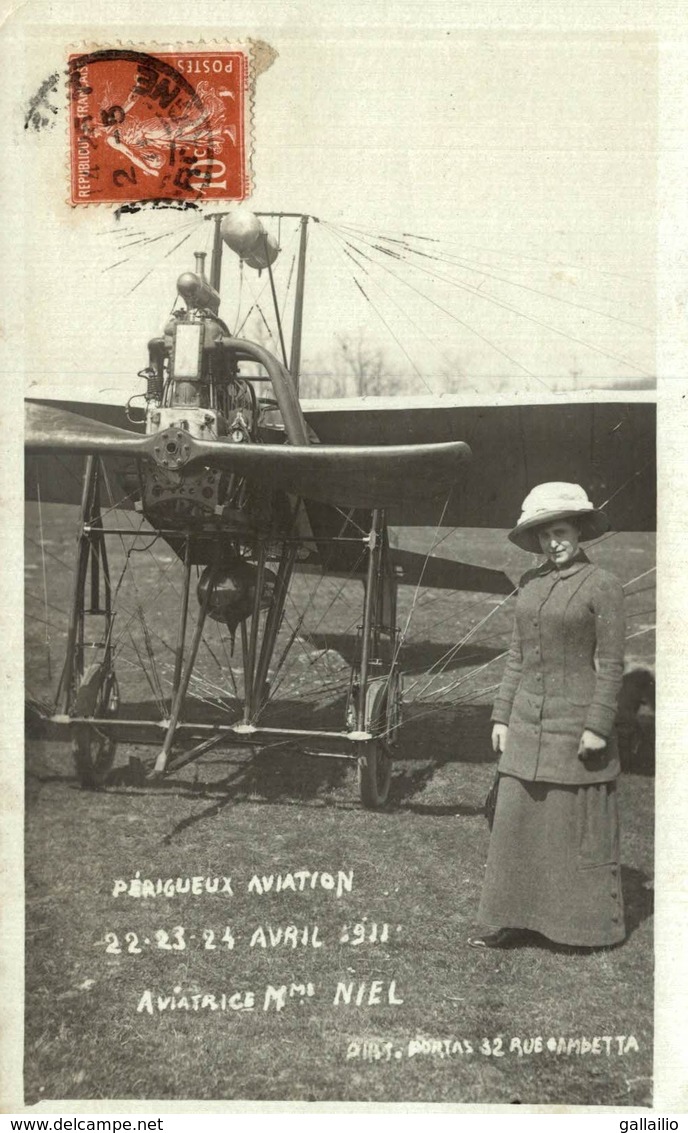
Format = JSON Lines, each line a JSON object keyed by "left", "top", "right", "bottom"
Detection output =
{"left": 143, "top": 249, "right": 243, "bottom": 426}
{"left": 137, "top": 250, "right": 261, "bottom": 530}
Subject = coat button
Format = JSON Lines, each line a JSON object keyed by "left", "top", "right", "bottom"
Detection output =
{"left": 611, "top": 915, "right": 620, "bottom": 923}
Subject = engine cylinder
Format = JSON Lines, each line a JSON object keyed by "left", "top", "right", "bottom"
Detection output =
{"left": 176, "top": 271, "right": 221, "bottom": 312}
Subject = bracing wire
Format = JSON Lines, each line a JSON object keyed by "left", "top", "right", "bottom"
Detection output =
{"left": 325, "top": 231, "right": 484, "bottom": 396}
{"left": 623, "top": 566, "right": 656, "bottom": 592}
{"left": 129, "top": 221, "right": 206, "bottom": 293}
{"left": 331, "top": 223, "right": 653, "bottom": 378}
{"left": 626, "top": 626, "right": 655, "bottom": 641}
{"left": 335, "top": 220, "right": 652, "bottom": 331}
{"left": 25, "top": 591, "right": 68, "bottom": 618}
{"left": 325, "top": 223, "right": 553, "bottom": 390}
{"left": 598, "top": 462, "right": 655, "bottom": 512}
{"left": 25, "top": 535, "right": 74, "bottom": 576}
{"left": 320, "top": 223, "right": 439, "bottom": 395}
{"left": 396, "top": 238, "right": 652, "bottom": 334}
{"left": 267, "top": 560, "right": 365, "bottom": 706}
{"left": 337, "top": 219, "right": 652, "bottom": 285}
{"left": 265, "top": 547, "right": 368, "bottom": 712}
{"left": 233, "top": 221, "right": 300, "bottom": 340}
{"left": 24, "top": 611, "right": 62, "bottom": 634}
{"left": 413, "top": 651, "right": 509, "bottom": 706}
{"left": 403, "top": 589, "right": 516, "bottom": 701}
{"left": 104, "top": 219, "right": 201, "bottom": 269}
{"left": 391, "top": 494, "right": 453, "bottom": 670}
{"left": 35, "top": 481, "right": 52, "bottom": 679}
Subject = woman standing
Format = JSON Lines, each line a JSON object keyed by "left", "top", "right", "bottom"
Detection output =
{"left": 469, "top": 483, "right": 626, "bottom": 950}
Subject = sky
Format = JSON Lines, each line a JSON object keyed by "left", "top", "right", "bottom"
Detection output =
{"left": 12, "top": 13, "right": 659, "bottom": 401}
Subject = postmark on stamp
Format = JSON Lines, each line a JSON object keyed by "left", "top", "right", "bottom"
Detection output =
{"left": 68, "top": 49, "right": 250, "bottom": 205}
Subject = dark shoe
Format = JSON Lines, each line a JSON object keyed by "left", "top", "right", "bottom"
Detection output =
{"left": 467, "top": 927, "right": 527, "bottom": 950}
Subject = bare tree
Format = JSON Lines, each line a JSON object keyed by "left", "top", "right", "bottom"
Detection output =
{"left": 334, "top": 331, "right": 402, "bottom": 396}
{"left": 240, "top": 317, "right": 411, "bottom": 399}
{"left": 239, "top": 310, "right": 282, "bottom": 363}
{"left": 299, "top": 364, "right": 348, "bottom": 399}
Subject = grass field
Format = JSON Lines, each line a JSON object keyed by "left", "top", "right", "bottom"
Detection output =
{"left": 24, "top": 506, "right": 655, "bottom": 1106}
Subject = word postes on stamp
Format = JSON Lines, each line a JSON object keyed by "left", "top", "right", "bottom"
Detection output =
{"left": 68, "top": 49, "right": 249, "bottom": 205}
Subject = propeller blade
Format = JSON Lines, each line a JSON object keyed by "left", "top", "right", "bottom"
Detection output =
{"left": 188, "top": 438, "right": 472, "bottom": 507}
{"left": 25, "top": 402, "right": 471, "bottom": 509}
{"left": 25, "top": 402, "right": 147, "bottom": 455}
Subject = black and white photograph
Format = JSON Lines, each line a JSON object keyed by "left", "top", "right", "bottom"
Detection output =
{"left": 3, "top": 0, "right": 685, "bottom": 1118}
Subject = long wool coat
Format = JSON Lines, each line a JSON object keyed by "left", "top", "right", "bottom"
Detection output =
{"left": 491, "top": 552, "right": 625, "bottom": 785}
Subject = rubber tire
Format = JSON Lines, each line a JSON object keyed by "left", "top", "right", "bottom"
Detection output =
{"left": 71, "top": 663, "right": 119, "bottom": 790}
{"left": 357, "top": 742, "right": 392, "bottom": 809}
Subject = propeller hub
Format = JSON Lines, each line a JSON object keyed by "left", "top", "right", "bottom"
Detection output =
{"left": 149, "top": 429, "right": 192, "bottom": 470}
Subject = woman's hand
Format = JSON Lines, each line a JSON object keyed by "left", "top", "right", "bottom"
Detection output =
{"left": 492, "top": 724, "right": 508, "bottom": 754}
{"left": 578, "top": 729, "right": 608, "bottom": 759}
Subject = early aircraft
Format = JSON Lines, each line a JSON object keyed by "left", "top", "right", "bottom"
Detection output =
{"left": 24, "top": 209, "right": 656, "bottom": 806}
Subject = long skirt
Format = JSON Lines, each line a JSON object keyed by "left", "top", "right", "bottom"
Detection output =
{"left": 477, "top": 774, "right": 625, "bottom": 947}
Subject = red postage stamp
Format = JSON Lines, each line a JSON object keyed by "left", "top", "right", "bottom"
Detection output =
{"left": 68, "top": 49, "right": 250, "bottom": 205}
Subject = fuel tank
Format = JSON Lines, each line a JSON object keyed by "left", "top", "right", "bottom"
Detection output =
{"left": 220, "top": 207, "right": 279, "bottom": 271}
{"left": 197, "top": 560, "right": 277, "bottom": 633}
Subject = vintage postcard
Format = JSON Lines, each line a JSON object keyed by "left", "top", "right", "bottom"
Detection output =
{"left": 2, "top": 0, "right": 686, "bottom": 1116}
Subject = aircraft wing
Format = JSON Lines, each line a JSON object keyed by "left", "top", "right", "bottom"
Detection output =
{"left": 25, "top": 400, "right": 143, "bottom": 508}
{"left": 25, "top": 396, "right": 656, "bottom": 529}
{"left": 301, "top": 396, "right": 656, "bottom": 532}
{"left": 25, "top": 395, "right": 653, "bottom": 598}
{"left": 297, "top": 395, "right": 654, "bottom": 593}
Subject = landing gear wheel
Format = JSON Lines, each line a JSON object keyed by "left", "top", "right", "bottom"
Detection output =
{"left": 357, "top": 741, "right": 392, "bottom": 809}
{"left": 354, "top": 674, "right": 400, "bottom": 809}
{"left": 71, "top": 662, "right": 119, "bottom": 790}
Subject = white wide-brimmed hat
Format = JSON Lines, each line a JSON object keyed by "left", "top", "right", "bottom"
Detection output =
{"left": 508, "top": 482, "right": 610, "bottom": 552}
